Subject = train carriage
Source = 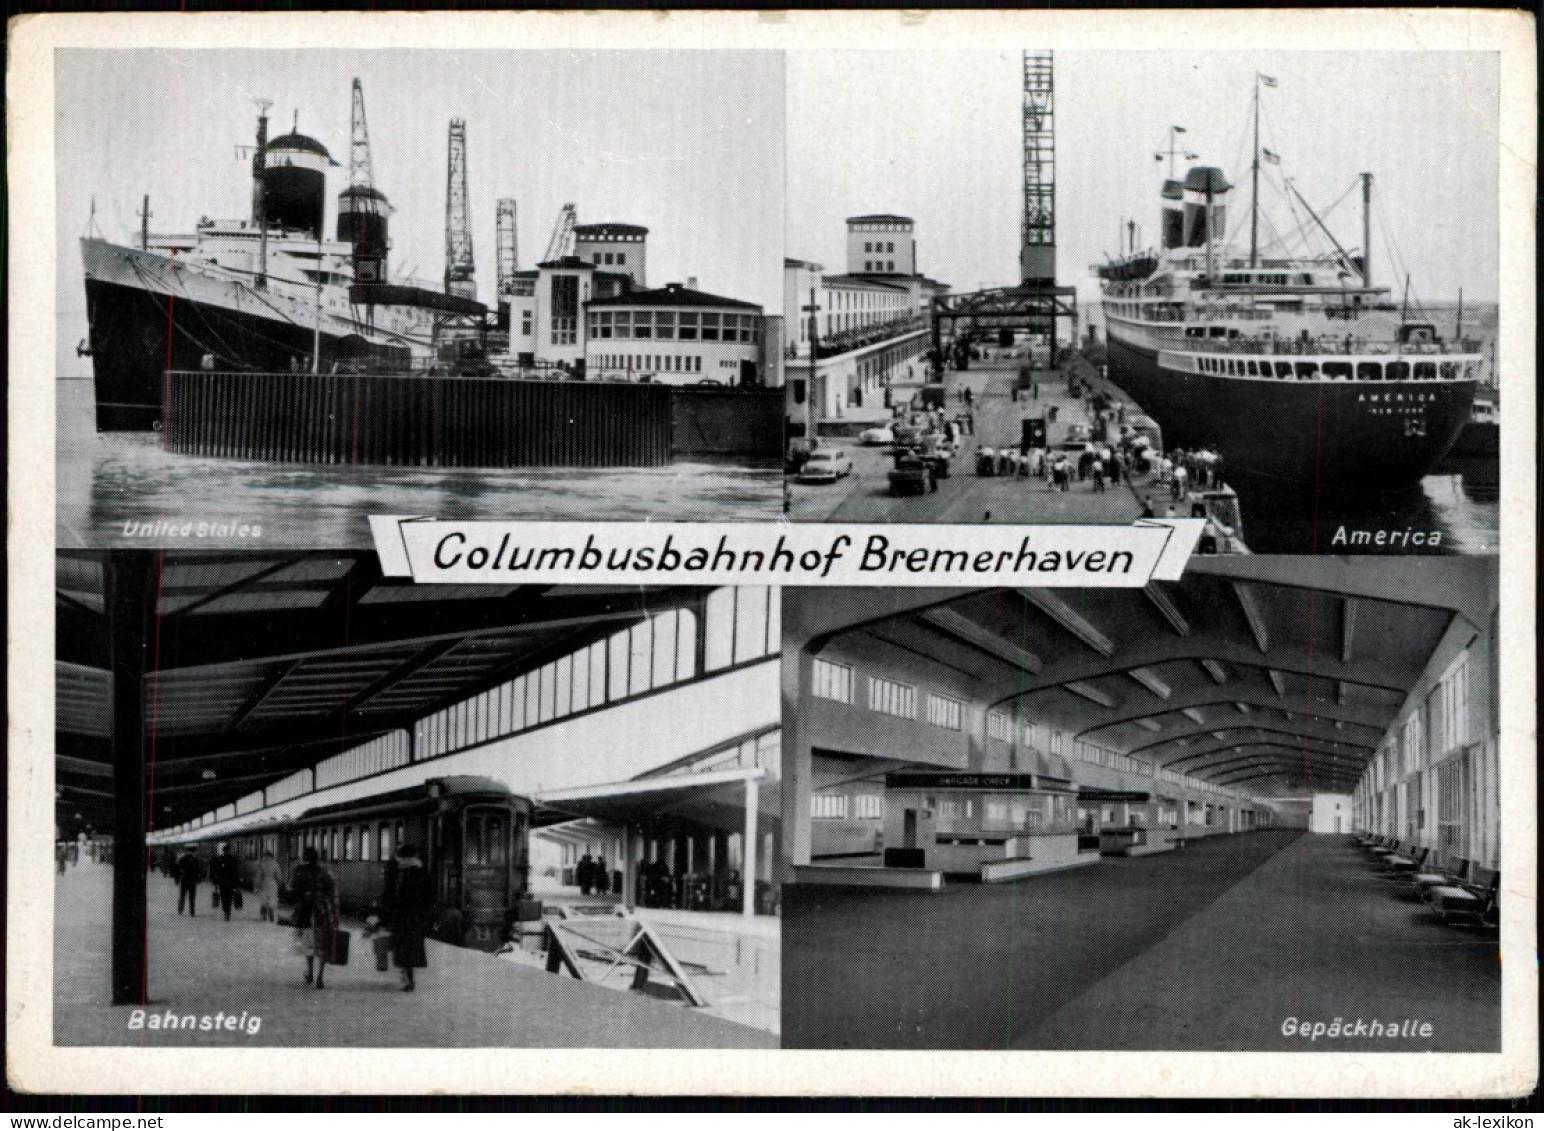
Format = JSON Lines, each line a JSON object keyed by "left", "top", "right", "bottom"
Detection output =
{"left": 170, "top": 776, "right": 533, "bottom": 951}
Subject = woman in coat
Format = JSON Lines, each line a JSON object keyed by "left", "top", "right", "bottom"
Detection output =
{"left": 289, "top": 847, "right": 339, "bottom": 989}
{"left": 255, "top": 849, "right": 283, "bottom": 923}
{"left": 381, "top": 844, "right": 433, "bottom": 992}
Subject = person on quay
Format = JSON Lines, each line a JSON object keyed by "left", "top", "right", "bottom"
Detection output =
{"left": 577, "top": 852, "right": 595, "bottom": 896}
{"left": 595, "top": 856, "right": 610, "bottom": 896}
{"left": 255, "top": 848, "right": 282, "bottom": 923}
{"left": 381, "top": 843, "right": 433, "bottom": 992}
{"left": 209, "top": 844, "right": 240, "bottom": 921}
{"left": 174, "top": 846, "right": 203, "bottom": 916}
{"left": 290, "top": 847, "right": 339, "bottom": 989}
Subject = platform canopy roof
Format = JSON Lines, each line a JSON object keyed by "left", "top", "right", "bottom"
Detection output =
{"left": 55, "top": 552, "right": 705, "bottom": 836}
{"left": 787, "top": 558, "right": 1495, "bottom": 797}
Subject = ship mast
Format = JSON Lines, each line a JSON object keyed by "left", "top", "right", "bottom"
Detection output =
{"left": 252, "top": 98, "right": 272, "bottom": 290}
{"left": 1360, "top": 172, "right": 1373, "bottom": 287}
{"left": 1249, "top": 74, "right": 1275, "bottom": 267}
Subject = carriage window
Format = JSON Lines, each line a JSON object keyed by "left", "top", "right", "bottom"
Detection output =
{"left": 394, "top": 820, "right": 405, "bottom": 848}
{"left": 1385, "top": 361, "right": 1410, "bottom": 382}
{"left": 359, "top": 824, "right": 372, "bottom": 862}
{"left": 1357, "top": 361, "right": 1383, "bottom": 381}
{"left": 330, "top": 829, "right": 340, "bottom": 862}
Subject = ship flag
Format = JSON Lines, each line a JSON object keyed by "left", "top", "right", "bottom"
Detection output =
{"left": 1262, "top": 148, "right": 1281, "bottom": 165}
{"left": 1258, "top": 73, "right": 1278, "bottom": 87}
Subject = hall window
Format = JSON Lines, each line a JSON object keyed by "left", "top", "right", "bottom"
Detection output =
{"left": 550, "top": 275, "right": 578, "bottom": 345}
{"left": 811, "top": 658, "right": 852, "bottom": 704}
{"left": 701, "top": 313, "right": 721, "bottom": 342}
{"left": 927, "top": 693, "right": 963, "bottom": 730}
{"left": 654, "top": 312, "right": 676, "bottom": 340}
{"left": 854, "top": 794, "right": 882, "bottom": 820}
{"left": 633, "top": 310, "right": 653, "bottom": 339}
{"left": 812, "top": 794, "right": 849, "bottom": 819}
{"left": 869, "top": 676, "right": 916, "bottom": 720}
{"left": 987, "top": 711, "right": 1012, "bottom": 742}
{"left": 594, "top": 310, "right": 613, "bottom": 339}
{"left": 678, "top": 312, "right": 698, "bottom": 341}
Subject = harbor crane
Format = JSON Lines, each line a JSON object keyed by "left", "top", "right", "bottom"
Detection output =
{"left": 496, "top": 198, "right": 519, "bottom": 296}
{"left": 348, "top": 78, "right": 378, "bottom": 196}
{"left": 543, "top": 203, "right": 577, "bottom": 262}
{"left": 444, "top": 118, "right": 476, "bottom": 300}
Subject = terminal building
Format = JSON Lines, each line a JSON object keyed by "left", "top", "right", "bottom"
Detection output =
{"left": 55, "top": 553, "right": 780, "bottom": 1046}
{"left": 781, "top": 557, "right": 1502, "bottom": 1051}
{"left": 498, "top": 220, "right": 780, "bottom": 388}
{"left": 784, "top": 215, "right": 950, "bottom": 430}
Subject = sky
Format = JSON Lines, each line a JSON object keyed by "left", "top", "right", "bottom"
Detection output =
{"left": 55, "top": 49, "right": 784, "bottom": 367}
{"left": 787, "top": 51, "right": 1500, "bottom": 308}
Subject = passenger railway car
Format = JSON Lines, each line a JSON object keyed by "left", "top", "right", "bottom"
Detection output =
{"left": 169, "top": 776, "right": 534, "bottom": 950}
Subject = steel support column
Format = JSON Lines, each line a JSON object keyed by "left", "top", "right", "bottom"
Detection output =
{"left": 108, "top": 550, "right": 158, "bottom": 1007}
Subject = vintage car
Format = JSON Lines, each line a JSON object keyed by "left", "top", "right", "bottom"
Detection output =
{"left": 797, "top": 449, "right": 854, "bottom": 483}
{"left": 888, "top": 454, "right": 936, "bottom": 496}
{"left": 857, "top": 425, "right": 896, "bottom": 446}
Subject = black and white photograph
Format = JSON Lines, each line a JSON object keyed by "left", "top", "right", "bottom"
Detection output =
{"left": 56, "top": 49, "right": 786, "bottom": 547}
{"left": 55, "top": 555, "right": 781, "bottom": 1046}
{"left": 781, "top": 52, "right": 1500, "bottom": 555}
{"left": 9, "top": 8, "right": 1536, "bottom": 1103}
{"left": 780, "top": 558, "right": 1502, "bottom": 1050}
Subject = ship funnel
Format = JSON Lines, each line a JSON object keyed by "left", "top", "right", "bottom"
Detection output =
{"left": 259, "top": 128, "right": 335, "bottom": 240}
{"left": 1181, "top": 166, "right": 1230, "bottom": 249}
{"left": 1160, "top": 178, "right": 1185, "bottom": 250}
{"left": 338, "top": 186, "right": 390, "bottom": 283}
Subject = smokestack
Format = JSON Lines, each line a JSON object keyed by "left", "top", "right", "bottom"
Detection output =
{"left": 686, "top": 276, "right": 699, "bottom": 291}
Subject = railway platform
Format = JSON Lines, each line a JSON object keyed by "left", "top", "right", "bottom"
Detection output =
{"left": 54, "top": 859, "right": 776, "bottom": 1047}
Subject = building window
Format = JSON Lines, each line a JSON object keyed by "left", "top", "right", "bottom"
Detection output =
{"left": 812, "top": 658, "right": 853, "bottom": 704}
{"left": 812, "top": 794, "right": 850, "bottom": 819}
{"left": 654, "top": 311, "right": 676, "bottom": 340}
{"left": 854, "top": 794, "right": 882, "bottom": 820}
{"left": 927, "top": 693, "right": 963, "bottom": 730}
{"left": 550, "top": 275, "right": 578, "bottom": 345}
{"left": 617, "top": 253, "right": 627, "bottom": 265}
{"left": 520, "top": 311, "right": 533, "bottom": 336}
{"left": 986, "top": 710, "right": 1013, "bottom": 742}
{"left": 869, "top": 676, "right": 917, "bottom": 720}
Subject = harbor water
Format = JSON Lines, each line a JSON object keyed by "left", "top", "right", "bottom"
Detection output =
{"left": 57, "top": 374, "right": 781, "bottom": 549}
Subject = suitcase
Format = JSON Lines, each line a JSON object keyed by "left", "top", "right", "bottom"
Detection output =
{"left": 327, "top": 928, "right": 351, "bottom": 967}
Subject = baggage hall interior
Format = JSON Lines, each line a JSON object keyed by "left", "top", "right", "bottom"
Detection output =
{"left": 54, "top": 554, "right": 780, "bottom": 1046}
{"left": 780, "top": 558, "right": 1501, "bottom": 1050}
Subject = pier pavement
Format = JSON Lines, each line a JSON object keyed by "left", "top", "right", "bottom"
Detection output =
{"left": 53, "top": 859, "right": 776, "bottom": 1047}
{"left": 788, "top": 354, "right": 1179, "bottom": 525}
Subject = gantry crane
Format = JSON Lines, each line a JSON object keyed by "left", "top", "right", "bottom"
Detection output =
{"left": 543, "top": 203, "right": 577, "bottom": 263}
{"left": 444, "top": 118, "right": 476, "bottom": 300}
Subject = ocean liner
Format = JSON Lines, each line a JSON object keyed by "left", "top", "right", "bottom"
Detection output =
{"left": 1097, "top": 82, "right": 1482, "bottom": 492}
{"left": 81, "top": 86, "right": 483, "bottom": 431}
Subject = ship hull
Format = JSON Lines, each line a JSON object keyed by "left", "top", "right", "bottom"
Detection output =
{"left": 1105, "top": 328, "right": 1476, "bottom": 493}
{"left": 82, "top": 239, "right": 416, "bottom": 432}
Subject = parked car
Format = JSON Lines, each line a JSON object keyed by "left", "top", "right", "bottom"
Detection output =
{"left": 797, "top": 449, "right": 854, "bottom": 483}
{"left": 858, "top": 425, "right": 896, "bottom": 446}
{"left": 888, "top": 454, "right": 936, "bottom": 496}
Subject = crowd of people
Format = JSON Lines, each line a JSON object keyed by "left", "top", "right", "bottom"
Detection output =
{"left": 161, "top": 842, "right": 434, "bottom": 993}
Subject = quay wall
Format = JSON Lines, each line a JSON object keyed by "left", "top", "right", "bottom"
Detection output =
{"left": 164, "top": 370, "right": 779, "bottom": 468}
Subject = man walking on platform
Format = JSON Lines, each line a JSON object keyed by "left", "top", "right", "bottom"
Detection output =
{"left": 174, "top": 847, "right": 202, "bottom": 916}
{"left": 210, "top": 844, "right": 240, "bottom": 921}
